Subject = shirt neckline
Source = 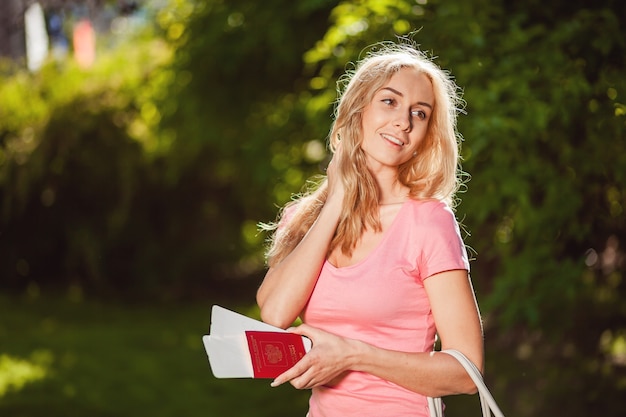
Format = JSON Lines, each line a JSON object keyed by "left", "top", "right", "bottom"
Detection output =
{"left": 325, "top": 199, "right": 413, "bottom": 271}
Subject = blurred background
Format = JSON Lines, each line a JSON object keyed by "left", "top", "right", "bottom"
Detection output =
{"left": 0, "top": 0, "right": 624, "bottom": 416}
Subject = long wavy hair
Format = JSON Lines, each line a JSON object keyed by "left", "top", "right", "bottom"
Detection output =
{"left": 262, "top": 42, "right": 465, "bottom": 267}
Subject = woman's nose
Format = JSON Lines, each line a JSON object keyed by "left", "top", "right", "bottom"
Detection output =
{"left": 394, "top": 112, "right": 412, "bottom": 132}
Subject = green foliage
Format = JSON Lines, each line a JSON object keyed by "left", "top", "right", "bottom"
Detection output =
{"left": 0, "top": 2, "right": 247, "bottom": 295}
{"left": 0, "top": 34, "right": 160, "bottom": 288}
{"left": 158, "top": 0, "right": 338, "bottom": 206}
{"left": 0, "top": 0, "right": 341, "bottom": 295}
{"left": 453, "top": 3, "right": 626, "bottom": 333}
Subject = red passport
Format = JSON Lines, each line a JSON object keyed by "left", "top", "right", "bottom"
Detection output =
{"left": 245, "top": 331, "right": 307, "bottom": 378}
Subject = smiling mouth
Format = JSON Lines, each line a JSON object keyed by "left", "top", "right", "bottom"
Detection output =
{"left": 381, "top": 134, "right": 404, "bottom": 147}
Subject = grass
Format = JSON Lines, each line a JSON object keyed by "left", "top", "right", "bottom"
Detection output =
{"left": 0, "top": 292, "right": 310, "bottom": 417}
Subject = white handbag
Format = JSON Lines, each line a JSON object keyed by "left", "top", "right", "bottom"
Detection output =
{"left": 427, "top": 350, "right": 505, "bottom": 417}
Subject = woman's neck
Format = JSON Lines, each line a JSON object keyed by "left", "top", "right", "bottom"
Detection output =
{"left": 373, "top": 172, "right": 409, "bottom": 205}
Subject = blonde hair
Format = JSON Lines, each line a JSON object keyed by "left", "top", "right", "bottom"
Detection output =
{"left": 263, "top": 42, "right": 465, "bottom": 267}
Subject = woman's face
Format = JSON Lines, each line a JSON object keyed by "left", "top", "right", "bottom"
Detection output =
{"left": 360, "top": 67, "right": 434, "bottom": 171}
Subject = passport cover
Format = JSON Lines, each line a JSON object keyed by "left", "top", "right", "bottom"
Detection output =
{"left": 202, "top": 305, "right": 312, "bottom": 379}
{"left": 245, "top": 331, "right": 307, "bottom": 378}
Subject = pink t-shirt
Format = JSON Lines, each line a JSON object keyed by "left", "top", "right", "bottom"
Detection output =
{"left": 301, "top": 199, "right": 469, "bottom": 417}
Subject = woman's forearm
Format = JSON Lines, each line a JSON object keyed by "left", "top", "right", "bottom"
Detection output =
{"left": 352, "top": 342, "right": 481, "bottom": 397}
{"left": 257, "top": 195, "right": 343, "bottom": 328}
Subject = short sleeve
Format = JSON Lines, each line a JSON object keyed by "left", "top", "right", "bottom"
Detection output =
{"left": 418, "top": 202, "right": 469, "bottom": 279}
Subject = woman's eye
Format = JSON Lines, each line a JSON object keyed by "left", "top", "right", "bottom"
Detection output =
{"left": 412, "top": 110, "right": 427, "bottom": 120}
{"left": 382, "top": 98, "right": 395, "bottom": 106}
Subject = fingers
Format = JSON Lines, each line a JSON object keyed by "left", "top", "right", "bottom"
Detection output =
{"left": 286, "top": 323, "right": 313, "bottom": 337}
{"left": 326, "top": 142, "right": 342, "bottom": 172}
{"left": 273, "top": 358, "right": 323, "bottom": 390}
{"left": 289, "top": 371, "right": 317, "bottom": 390}
{"left": 325, "top": 157, "right": 345, "bottom": 203}
{"left": 270, "top": 354, "right": 311, "bottom": 388}
{"left": 271, "top": 325, "right": 350, "bottom": 390}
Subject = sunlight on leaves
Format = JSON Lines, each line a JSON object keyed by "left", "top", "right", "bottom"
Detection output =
{"left": 600, "top": 330, "right": 626, "bottom": 366}
{"left": 303, "top": 140, "right": 327, "bottom": 163}
{"left": 0, "top": 353, "right": 51, "bottom": 397}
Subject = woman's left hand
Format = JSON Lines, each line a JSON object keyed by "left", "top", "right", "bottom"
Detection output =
{"left": 270, "top": 323, "right": 358, "bottom": 389}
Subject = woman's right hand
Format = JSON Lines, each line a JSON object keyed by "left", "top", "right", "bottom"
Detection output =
{"left": 325, "top": 143, "right": 345, "bottom": 205}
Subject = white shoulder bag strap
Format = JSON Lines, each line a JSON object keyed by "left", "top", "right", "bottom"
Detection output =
{"left": 427, "top": 349, "right": 505, "bottom": 417}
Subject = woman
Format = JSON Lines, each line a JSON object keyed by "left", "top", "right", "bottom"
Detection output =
{"left": 256, "top": 42, "right": 484, "bottom": 417}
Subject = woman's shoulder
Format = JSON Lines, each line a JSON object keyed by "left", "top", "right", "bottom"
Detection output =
{"left": 400, "top": 199, "right": 460, "bottom": 234}
{"left": 404, "top": 198, "right": 454, "bottom": 218}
